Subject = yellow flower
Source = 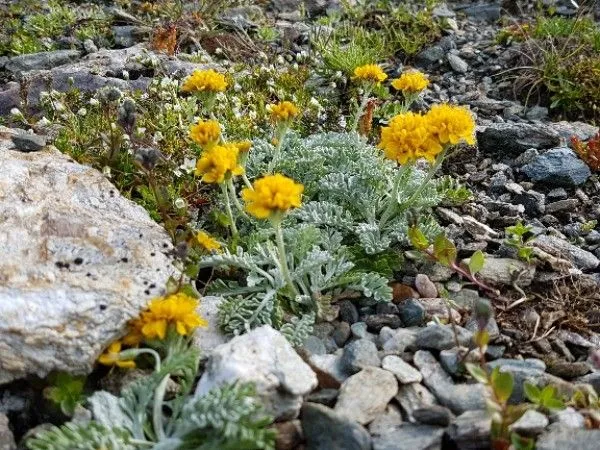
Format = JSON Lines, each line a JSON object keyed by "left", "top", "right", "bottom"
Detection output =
{"left": 197, "top": 231, "right": 222, "bottom": 252}
{"left": 181, "top": 69, "right": 228, "bottom": 93}
{"left": 269, "top": 101, "right": 299, "bottom": 122}
{"left": 137, "top": 293, "right": 207, "bottom": 340}
{"left": 353, "top": 64, "right": 388, "bottom": 84}
{"left": 379, "top": 112, "right": 442, "bottom": 164}
{"left": 391, "top": 71, "right": 429, "bottom": 93}
{"left": 426, "top": 103, "right": 476, "bottom": 146}
{"left": 241, "top": 174, "right": 304, "bottom": 219}
{"left": 195, "top": 144, "right": 244, "bottom": 184}
{"left": 231, "top": 140, "right": 252, "bottom": 153}
{"left": 98, "top": 341, "right": 136, "bottom": 369}
{"left": 190, "top": 120, "right": 221, "bottom": 147}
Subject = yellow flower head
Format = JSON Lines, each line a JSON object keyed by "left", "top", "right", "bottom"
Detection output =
{"left": 353, "top": 64, "right": 388, "bottom": 84}
{"left": 190, "top": 120, "right": 221, "bottom": 147}
{"left": 241, "top": 174, "right": 304, "bottom": 219}
{"left": 379, "top": 112, "right": 443, "bottom": 164}
{"left": 269, "top": 101, "right": 299, "bottom": 122}
{"left": 195, "top": 144, "right": 244, "bottom": 184}
{"left": 197, "top": 231, "right": 222, "bottom": 252}
{"left": 426, "top": 104, "right": 476, "bottom": 146}
{"left": 181, "top": 69, "right": 228, "bottom": 93}
{"left": 391, "top": 71, "right": 429, "bottom": 94}
{"left": 232, "top": 140, "right": 252, "bottom": 153}
{"left": 98, "top": 341, "right": 136, "bottom": 369}
{"left": 136, "top": 293, "right": 207, "bottom": 341}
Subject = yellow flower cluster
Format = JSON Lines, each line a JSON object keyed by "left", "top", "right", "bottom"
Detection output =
{"left": 426, "top": 104, "right": 477, "bottom": 146}
{"left": 181, "top": 69, "right": 228, "bottom": 93}
{"left": 98, "top": 341, "right": 136, "bottom": 368}
{"left": 242, "top": 174, "right": 304, "bottom": 219}
{"left": 391, "top": 71, "right": 429, "bottom": 94}
{"left": 128, "top": 293, "right": 207, "bottom": 342}
{"left": 195, "top": 143, "right": 244, "bottom": 184}
{"left": 269, "top": 101, "right": 300, "bottom": 122}
{"left": 353, "top": 64, "right": 388, "bottom": 84}
{"left": 379, "top": 104, "right": 475, "bottom": 164}
{"left": 189, "top": 119, "right": 221, "bottom": 147}
{"left": 197, "top": 231, "right": 222, "bottom": 252}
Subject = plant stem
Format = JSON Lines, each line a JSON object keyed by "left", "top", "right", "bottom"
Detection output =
{"left": 268, "top": 124, "right": 288, "bottom": 173}
{"left": 153, "top": 375, "right": 170, "bottom": 441}
{"left": 227, "top": 178, "right": 249, "bottom": 219}
{"left": 379, "top": 162, "right": 413, "bottom": 229}
{"left": 118, "top": 348, "right": 162, "bottom": 372}
{"left": 221, "top": 182, "right": 238, "bottom": 238}
{"left": 242, "top": 173, "right": 254, "bottom": 190}
{"left": 351, "top": 86, "right": 372, "bottom": 132}
{"left": 273, "top": 219, "right": 299, "bottom": 298}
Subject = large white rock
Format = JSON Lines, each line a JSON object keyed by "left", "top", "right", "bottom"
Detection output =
{"left": 195, "top": 325, "right": 317, "bottom": 420}
{"left": 0, "top": 131, "right": 177, "bottom": 384}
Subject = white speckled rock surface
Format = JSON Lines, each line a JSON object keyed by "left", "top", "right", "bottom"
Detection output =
{"left": 0, "top": 129, "right": 177, "bottom": 384}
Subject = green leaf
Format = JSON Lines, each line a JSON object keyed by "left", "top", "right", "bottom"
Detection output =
{"left": 523, "top": 381, "right": 541, "bottom": 403}
{"left": 491, "top": 368, "right": 514, "bottom": 404}
{"left": 474, "top": 330, "right": 490, "bottom": 349}
{"left": 408, "top": 226, "right": 430, "bottom": 250}
{"left": 433, "top": 234, "right": 457, "bottom": 267}
{"left": 465, "top": 363, "right": 488, "bottom": 384}
{"left": 540, "top": 385, "right": 557, "bottom": 405}
{"left": 468, "top": 250, "right": 485, "bottom": 274}
{"left": 544, "top": 397, "right": 565, "bottom": 411}
{"left": 511, "top": 433, "right": 535, "bottom": 450}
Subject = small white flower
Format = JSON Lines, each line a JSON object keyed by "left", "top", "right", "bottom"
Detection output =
{"left": 10, "top": 108, "right": 22, "bottom": 117}
{"left": 77, "top": 108, "right": 87, "bottom": 116}
{"left": 89, "top": 98, "right": 100, "bottom": 106}
{"left": 292, "top": 63, "right": 299, "bottom": 71}
{"left": 122, "top": 70, "right": 129, "bottom": 80}
{"left": 215, "top": 47, "right": 223, "bottom": 55}
{"left": 54, "top": 102, "right": 66, "bottom": 112}
{"left": 102, "top": 166, "right": 112, "bottom": 178}
{"left": 180, "top": 157, "right": 196, "bottom": 172}
{"left": 234, "top": 83, "right": 242, "bottom": 92}
{"left": 37, "top": 117, "right": 51, "bottom": 126}
{"left": 153, "top": 131, "right": 164, "bottom": 143}
{"left": 276, "top": 55, "right": 284, "bottom": 65}
{"left": 173, "top": 104, "right": 182, "bottom": 112}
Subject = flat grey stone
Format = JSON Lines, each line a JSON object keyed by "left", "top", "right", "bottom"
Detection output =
{"left": 395, "top": 382, "right": 438, "bottom": 422}
{"left": 536, "top": 427, "right": 600, "bottom": 450}
{"left": 446, "top": 410, "right": 491, "bottom": 450}
{"left": 414, "top": 324, "right": 473, "bottom": 351}
{"left": 5, "top": 50, "right": 81, "bottom": 73}
{"left": 382, "top": 355, "right": 422, "bottom": 384}
{"left": 522, "top": 147, "right": 591, "bottom": 187}
{"left": 10, "top": 133, "right": 46, "bottom": 152}
{"left": 334, "top": 367, "right": 398, "bottom": 425}
{"left": 534, "top": 235, "right": 599, "bottom": 270}
{"left": 509, "top": 409, "right": 549, "bottom": 436}
{"left": 341, "top": 339, "right": 381, "bottom": 373}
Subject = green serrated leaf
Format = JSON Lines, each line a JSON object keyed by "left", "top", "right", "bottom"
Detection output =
{"left": 433, "top": 234, "right": 457, "bottom": 266}
{"left": 468, "top": 250, "right": 485, "bottom": 274}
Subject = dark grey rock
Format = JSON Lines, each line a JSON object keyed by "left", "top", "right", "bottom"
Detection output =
{"left": 365, "top": 314, "right": 402, "bottom": 332}
{"left": 112, "top": 26, "right": 150, "bottom": 48}
{"left": 398, "top": 299, "right": 426, "bottom": 327}
{"left": 414, "top": 324, "right": 473, "bottom": 351}
{"left": 339, "top": 300, "right": 359, "bottom": 324}
{"left": 0, "top": 413, "right": 16, "bottom": 450}
{"left": 413, "top": 351, "right": 486, "bottom": 414}
{"left": 413, "top": 405, "right": 454, "bottom": 427}
{"left": 415, "top": 46, "right": 445, "bottom": 69}
{"left": 10, "top": 133, "right": 47, "bottom": 152}
{"left": 306, "top": 389, "right": 338, "bottom": 407}
{"left": 350, "top": 322, "right": 371, "bottom": 340}
{"left": 446, "top": 410, "right": 491, "bottom": 450}
{"left": 308, "top": 353, "right": 351, "bottom": 387}
{"left": 577, "top": 372, "right": 600, "bottom": 393}
{"left": 5, "top": 50, "right": 81, "bottom": 73}
{"left": 546, "top": 198, "right": 579, "bottom": 214}
{"left": 342, "top": 339, "right": 381, "bottom": 373}
{"left": 372, "top": 424, "right": 444, "bottom": 450}
{"left": 547, "top": 361, "right": 591, "bottom": 379}
{"left": 332, "top": 322, "right": 351, "bottom": 347}
{"left": 552, "top": 121, "right": 599, "bottom": 142}
{"left": 526, "top": 106, "right": 549, "bottom": 120}
{"left": 0, "top": 83, "right": 21, "bottom": 116}
{"left": 461, "top": 4, "right": 501, "bottom": 21}
{"left": 477, "top": 123, "right": 561, "bottom": 157}
{"left": 521, "top": 147, "right": 591, "bottom": 187}
{"left": 302, "top": 335, "right": 327, "bottom": 356}
{"left": 512, "top": 190, "right": 546, "bottom": 216}
{"left": 536, "top": 427, "right": 600, "bottom": 450}
{"left": 380, "top": 327, "right": 418, "bottom": 353}
{"left": 301, "top": 403, "right": 371, "bottom": 450}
